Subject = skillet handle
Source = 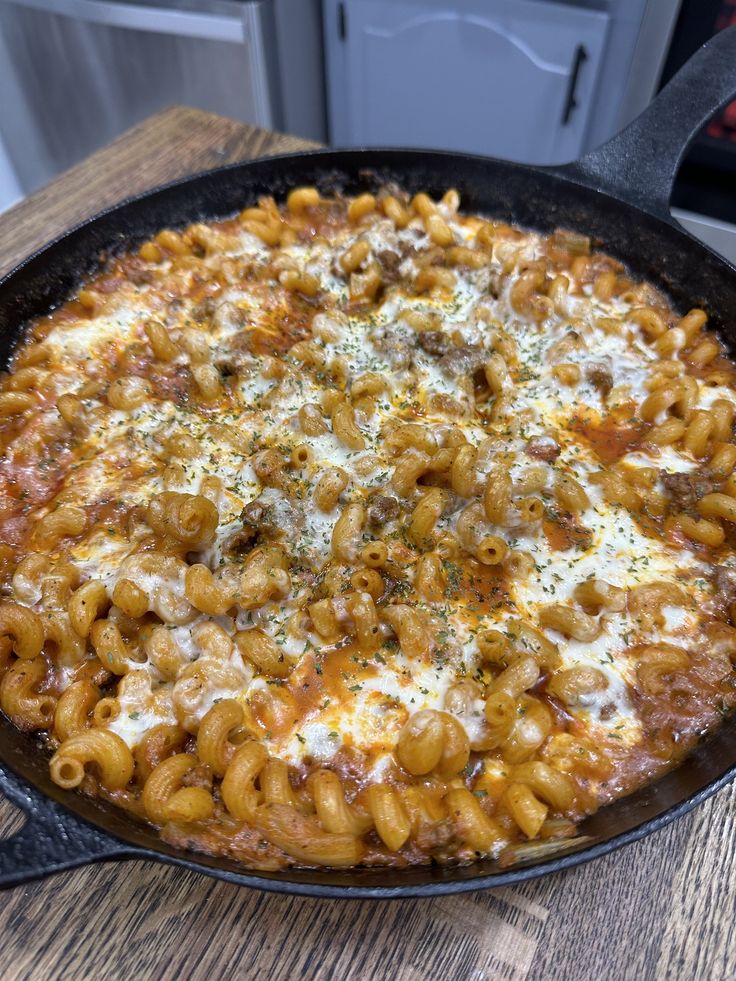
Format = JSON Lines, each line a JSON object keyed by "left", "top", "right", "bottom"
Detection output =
{"left": 556, "top": 25, "right": 736, "bottom": 222}
{"left": 0, "top": 763, "right": 130, "bottom": 889}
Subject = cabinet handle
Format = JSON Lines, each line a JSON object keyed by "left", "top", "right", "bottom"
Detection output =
{"left": 562, "top": 45, "right": 588, "bottom": 125}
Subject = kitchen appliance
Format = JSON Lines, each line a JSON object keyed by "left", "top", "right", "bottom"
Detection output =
{"left": 0, "top": 27, "right": 734, "bottom": 900}
{"left": 0, "top": 0, "right": 325, "bottom": 198}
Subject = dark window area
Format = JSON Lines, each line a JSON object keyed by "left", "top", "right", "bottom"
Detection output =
{"left": 661, "top": 0, "right": 736, "bottom": 222}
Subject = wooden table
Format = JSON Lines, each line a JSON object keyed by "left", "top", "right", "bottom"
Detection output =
{"left": 0, "top": 107, "right": 734, "bottom": 981}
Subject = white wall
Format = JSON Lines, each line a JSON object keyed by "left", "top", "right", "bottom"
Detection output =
{"left": 275, "top": 0, "right": 327, "bottom": 141}
{"left": 614, "top": 0, "right": 682, "bottom": 132}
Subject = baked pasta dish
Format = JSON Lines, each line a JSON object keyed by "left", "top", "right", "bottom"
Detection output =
{"left": 1, "top": 184, "right": 735, "bottom": 871}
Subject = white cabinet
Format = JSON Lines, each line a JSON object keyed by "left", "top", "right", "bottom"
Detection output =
{"left": 324, "top": 0, "right": 610, "bottom": 165}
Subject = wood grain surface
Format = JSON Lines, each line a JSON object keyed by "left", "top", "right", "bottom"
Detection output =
{"left": 0, "top": 106, "right": 319, "bottom": 280}
{"left": 0, "top": 107, "right": 734, "bottom": 981}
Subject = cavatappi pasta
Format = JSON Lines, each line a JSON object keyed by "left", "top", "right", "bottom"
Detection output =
{"left": 1, "top": 185, "right": 736, "bottom": 870}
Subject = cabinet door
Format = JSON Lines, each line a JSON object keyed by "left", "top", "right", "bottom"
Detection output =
{"left": 324, "top": 0, "right": 610, "bottom": 165}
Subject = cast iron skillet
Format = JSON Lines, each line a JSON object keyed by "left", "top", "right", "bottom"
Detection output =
{"left": 0, "top": 30, "right": 735, "bottom": 899}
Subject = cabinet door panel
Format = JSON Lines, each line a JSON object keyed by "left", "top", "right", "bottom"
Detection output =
{"left": 326, "top": 0, "right": 610, "bottom": 164}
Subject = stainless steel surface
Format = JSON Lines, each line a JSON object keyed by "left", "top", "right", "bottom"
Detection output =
{"left": 0, "top": 0, "right": 281, "bottom": 195}
{"left": 2, "top": 0, "right": 247, "bottom": 41}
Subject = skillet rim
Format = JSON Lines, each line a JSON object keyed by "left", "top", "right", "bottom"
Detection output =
{"left": 3, "top": 143, "right": 736, "bottom": 294}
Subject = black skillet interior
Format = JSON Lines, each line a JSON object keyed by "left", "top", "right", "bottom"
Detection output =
{"left": 0, "top": 28, "right": 735, "bottom": 897}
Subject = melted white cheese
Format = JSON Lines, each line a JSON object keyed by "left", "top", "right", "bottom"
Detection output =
{"left": 10, "top": 204, "right": 727, "bottom": 785}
